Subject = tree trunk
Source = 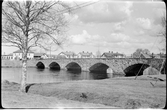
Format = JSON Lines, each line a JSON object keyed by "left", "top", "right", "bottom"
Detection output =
{"left": 19, "top": 51, "right": 27, "bottom": 93}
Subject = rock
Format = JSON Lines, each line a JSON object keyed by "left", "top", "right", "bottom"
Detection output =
{"left": 143, "top": 67, "right": 160, "bottom": 75}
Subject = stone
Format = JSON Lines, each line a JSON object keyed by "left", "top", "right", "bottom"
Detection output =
{"left": 143, "top": 67, "right": 160, "bottom": 75}
{"left": 2, "top": 58, "right": 163, "bottom": 76}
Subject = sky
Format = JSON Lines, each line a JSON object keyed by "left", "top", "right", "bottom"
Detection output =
{"left": 1, "top": 0, "right": 166, "bottom": 56}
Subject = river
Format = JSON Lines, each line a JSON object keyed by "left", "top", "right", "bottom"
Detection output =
{"left": 1, "top": 67, "right": 109, "bottom": 84}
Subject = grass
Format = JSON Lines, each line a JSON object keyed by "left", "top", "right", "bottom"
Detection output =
{"left": 2, "top": 74, "right": 166, "bottom": 109}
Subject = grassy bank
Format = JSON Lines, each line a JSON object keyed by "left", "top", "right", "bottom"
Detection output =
{"left": 2, "top": 75, "right": 166, "bottom": 109}
{"left": 2, "top": 81, "right": 112, "bottom": 108}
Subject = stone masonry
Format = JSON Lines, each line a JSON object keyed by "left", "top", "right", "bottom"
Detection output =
{"left": 2, "top": 58, "right": 164, "bottom": 75}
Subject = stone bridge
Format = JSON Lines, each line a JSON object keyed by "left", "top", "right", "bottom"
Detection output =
{"left": 26, "top": 58, "right": 164, "bottom": 76}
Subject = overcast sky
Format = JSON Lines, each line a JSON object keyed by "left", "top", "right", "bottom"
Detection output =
{"left": 2, "top": 0, "right": 166, "bottom": 56}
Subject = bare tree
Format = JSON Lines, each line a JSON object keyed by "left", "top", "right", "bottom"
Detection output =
{"left": 2, "top": 0, "right": 71, "bottom": 92}
{"left": 160, "top": 13, "right": 166, "bottom": 37}
{"left": 158, "top": 13, "right": 166, "bottom": 74}
{"left": 158, "top": 12, "right": 166, "bottom": 52}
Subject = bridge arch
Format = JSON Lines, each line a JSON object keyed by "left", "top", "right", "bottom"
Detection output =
{"left": 124, "top": 63, "right": 150, "bottom": 76}
{"left": 89, "top": 63, "right": 109, "bottom": 73}
{"left": 49, "top": 62, "right": 60, "bottom": 70}
{"left": 66, "top": 62, "right": 82, "bottom": 71}
{"left": 89, "top": 62, "right": 111, "bottom": 79}
{"left": 36, "top": 61, "right": 45, "bottom": 69}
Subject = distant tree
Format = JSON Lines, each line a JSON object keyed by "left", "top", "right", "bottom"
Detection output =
{"left": 143, "top": 49, "right": 151, "bottom": 55}
{"left": 132, "top": 48, "right": 151, "bottom": 58}
{"left": 2, "top": 1, "right": 70, "bottom": 93}
{"left": 132, "top": 48, "right": 143, "bottom": 58}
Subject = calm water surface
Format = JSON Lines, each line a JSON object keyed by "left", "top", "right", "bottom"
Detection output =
{"left": 2, "top": 68, "right": 109, "bottom": 83}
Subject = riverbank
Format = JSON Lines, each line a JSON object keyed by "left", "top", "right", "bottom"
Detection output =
{"left": 2, "top": 74, "right": 166, "bottom": 109}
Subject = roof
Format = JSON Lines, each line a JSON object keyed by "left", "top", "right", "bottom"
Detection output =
{"left": 79, "top": 52, "right": 93, "bottom": 57}
{"left": 101, "top": 52, "right": 124, "bottom": 57}
{"left": 8, "top": 53, "right": 13, "bottom": 56}
{"left": 13, "top": 50, "right": 34, "bottom": 53}
{"left": 114, "top": 53, "right": 124, "bottom": 56}
{"left": 140, "top": 53, "right": 151, "bottom": 58}
{"left": 101, "top": 53, "right": 113, "bottom": 57}
{"left": 2, "top": 53, "right": 13, "bottom": 56}
{"left": 59, "top": 51, "right": 77, "bottom": 56}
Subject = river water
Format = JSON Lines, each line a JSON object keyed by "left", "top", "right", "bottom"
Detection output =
{"left": 1, "top": 68, "right": 109, "bottom": 84}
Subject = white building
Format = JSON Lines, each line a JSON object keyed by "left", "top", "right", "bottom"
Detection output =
{"left": 1, "top": 53, "right": 13, "bottom": 60}
{"left": 78, "top": 51, "right": 94, "bottom": 58}
{"left": 13, "top": 50, "right": 34, "bottom": 60}
{"left": 58, "top": 51, "right": 78, "bottom": 58}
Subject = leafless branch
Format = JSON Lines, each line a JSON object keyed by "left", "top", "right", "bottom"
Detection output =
{"left": 3, "top": 1, "right": 71, "bottom": 52}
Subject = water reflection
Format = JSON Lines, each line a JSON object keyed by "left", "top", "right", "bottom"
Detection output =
{"left": 2, "top": 67, "right": 109, "bottom": 83}
{"left": 36, "top": 68, "right": 45, "bottom": 72}
{"left": 49, "top": 69, "right": 60, "bottom": 72}
{"left": 67, "top": 70, "right": 81, "bottom": 74}
{"left": 66, "top": 70, "right": 82, "bottom": 80}
{"left": 89, "top": 72, "right": 108, "bottom": 80}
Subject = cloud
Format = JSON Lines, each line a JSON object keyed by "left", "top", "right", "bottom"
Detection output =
{"left": 136, "top": 18, "right": 151, "bottom": 29}
{"left": 132, "top": 17, "right": 163, "bottom": 37}
{"left": 70, "top": 30, "right": 100, "bottom": 45}
{"left": 108, "top": 33, "right": 130, "bottom": 43}
{"left": 64, "top": 13, "right": 83, "bottom": 25}
{"left": 69, "top": 30, "right": 153, "bottom": 51}
{"left": 70, "top": 30, "right": 87, "bottom": 44}
{"left": 112, "top": 21, "right": 127, "bottom": 32}
{"left": 66, "top": 1, "right": 165, "bottom": 54}
{"left": 74, "top": 1, "right": 133, "bottom": 23}
{"left": 120, "top": 1, "right": 133, "bottom": 16}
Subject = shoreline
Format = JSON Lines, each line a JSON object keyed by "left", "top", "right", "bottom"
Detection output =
{"left": 2, "top": 74, "right": 166, "bottom": 109}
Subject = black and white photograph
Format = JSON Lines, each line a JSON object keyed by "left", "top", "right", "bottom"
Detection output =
{"left": 1, "top": 0, "right": 166, "bottom": 109}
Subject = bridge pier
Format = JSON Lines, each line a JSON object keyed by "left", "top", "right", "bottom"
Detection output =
{"left": 62, "top": 67, "right": 67, "bottom": 70}
{"left": 82, "top": 67, "right": 90, "bottom": 72}
{"left": 107, "top": 68, "right": 113, "bottom": 78}
{"left": 45, "top": 67, "right": 49, "bottom": 69}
